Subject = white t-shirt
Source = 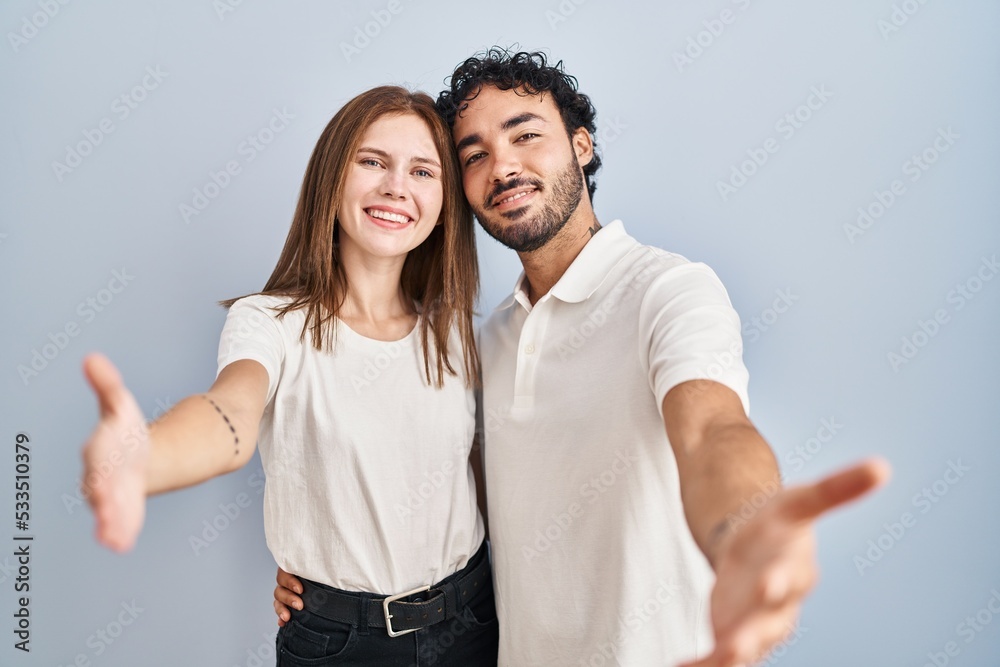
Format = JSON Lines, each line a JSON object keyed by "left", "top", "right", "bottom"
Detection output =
{"left": 478, "top": 220, "right": 750, "bottom": 666}
{"left": 216, "top": 294, "right": 485, "bottom": 594}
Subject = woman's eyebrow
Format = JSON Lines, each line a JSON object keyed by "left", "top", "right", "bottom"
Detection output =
{"left": 357, "top": 147, "right": 440, "bottom": 168}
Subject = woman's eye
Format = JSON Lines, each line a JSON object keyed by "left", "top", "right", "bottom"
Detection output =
{"left": 361, "top": 158, "right": 382, "bottom": 167}
{"left": 414, "top": 168, "right": 434, "bottom": 178}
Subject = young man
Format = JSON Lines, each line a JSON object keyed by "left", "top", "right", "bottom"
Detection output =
{"left": 276, "top": 49, "right": 888, "bottom": 666}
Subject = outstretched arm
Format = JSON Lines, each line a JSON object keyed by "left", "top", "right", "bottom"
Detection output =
{"left": 81, "top": 353, "right": 269, "bottom": 552}
{"left": 663, "top": 379, "right": 890, "bottom": 667}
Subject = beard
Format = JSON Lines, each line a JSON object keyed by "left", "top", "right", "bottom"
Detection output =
{"left": 472, "top": 157, "right": 586, "bottom": 253}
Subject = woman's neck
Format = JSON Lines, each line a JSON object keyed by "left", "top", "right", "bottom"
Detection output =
{"left": 337, "top": 242, "right": 416, "bottom": 338}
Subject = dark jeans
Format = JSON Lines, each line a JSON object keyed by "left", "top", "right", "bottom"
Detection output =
{"left": 276, "top": 543, "right": 499, "bottom": 666}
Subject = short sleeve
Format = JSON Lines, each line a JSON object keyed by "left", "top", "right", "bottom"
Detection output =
{"left": 638, "top": 262, "right": 750, "bottom": 417}
{"left": 216, "top": 296, "right": 286, "bottom": 405}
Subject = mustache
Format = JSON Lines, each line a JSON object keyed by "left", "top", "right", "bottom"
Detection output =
{"left": 484, "top": 178, "right": 543, "bottom": 210}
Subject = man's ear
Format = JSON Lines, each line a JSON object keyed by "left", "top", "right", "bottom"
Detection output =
{"left": 571, "top": 126, "right": 594, "bottom": 168}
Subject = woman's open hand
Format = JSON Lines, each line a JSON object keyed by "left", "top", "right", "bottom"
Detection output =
{"left": 81, "top": 353, "right": 150, "bottom": 552}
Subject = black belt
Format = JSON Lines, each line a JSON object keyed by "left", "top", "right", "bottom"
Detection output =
{"left": 299, "top": 543, "right": 491, "bottom": 637}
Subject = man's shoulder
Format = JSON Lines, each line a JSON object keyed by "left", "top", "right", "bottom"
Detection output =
{"left": 608, "top": 238, "right": 719, "bottom": 295}
{"left": 625, "top": 241, "right": 693, "bottom": 273}
{"left": 595, "top": 237, "right": 736, "bottom": 329}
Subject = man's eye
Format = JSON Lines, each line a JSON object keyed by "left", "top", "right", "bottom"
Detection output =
{"left": 517, "top": 133, "right": 539, "bottom": 142}
{"left": 465, "top": 152, "right": 485, "bottom": 166}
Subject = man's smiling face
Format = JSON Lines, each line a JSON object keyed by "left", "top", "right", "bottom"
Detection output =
{"left": 451, "top": 85, "right": 592, "bottom": 253}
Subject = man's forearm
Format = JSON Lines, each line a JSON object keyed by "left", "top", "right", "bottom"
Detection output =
{"left": 675, "top": 421, "right": 780, "bottom": 568}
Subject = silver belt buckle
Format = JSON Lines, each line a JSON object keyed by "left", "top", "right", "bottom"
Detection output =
{"left": 383, "top": 585, "right": 430, "bottom": 637}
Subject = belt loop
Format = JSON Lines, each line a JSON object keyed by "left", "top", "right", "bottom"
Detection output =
{"left": 358, "top": 593, "right": 371, "bottom": 636}
{"left": 442, "top": 580, "right": 460, "bottom": 617}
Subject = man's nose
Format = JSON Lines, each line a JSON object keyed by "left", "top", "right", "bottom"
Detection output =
{"left": 489, "top": 148, "right": 522, "bottom": 183}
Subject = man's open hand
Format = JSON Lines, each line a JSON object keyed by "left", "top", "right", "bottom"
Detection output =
{"left": 680, "top": 458, "right": 890, "bottom": 667}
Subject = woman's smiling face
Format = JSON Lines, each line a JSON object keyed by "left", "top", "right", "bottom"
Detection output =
{"left": 336, "top": 112, "right": 445, "bottom": 262}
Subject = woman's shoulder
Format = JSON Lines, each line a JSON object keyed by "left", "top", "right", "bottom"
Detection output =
{"left": 230, "top": 293, "right": 294, "bottom": 310}
{"left": 227, "top": 293, "right": 306, "bottom": 330}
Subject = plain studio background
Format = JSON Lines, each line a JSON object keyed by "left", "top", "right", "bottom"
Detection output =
{"left": 1, "top": 1, "right": 998, "bottom": 665}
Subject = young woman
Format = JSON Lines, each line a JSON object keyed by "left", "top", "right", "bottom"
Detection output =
{"left": 80, "top": 86, "right": 498, "bottom": 665}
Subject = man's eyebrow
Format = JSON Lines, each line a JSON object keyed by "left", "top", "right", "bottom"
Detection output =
{"left": 454, "top": 133, "right": 481, "bottom": 154}
{"left": 357, "top": 146, "right": 440, "bottom": 168}
{"left": 501, "top": 112, "right": 546, "bottom": 133}
{"left": 454, "top": 112, "right": 548, "bottom": 154}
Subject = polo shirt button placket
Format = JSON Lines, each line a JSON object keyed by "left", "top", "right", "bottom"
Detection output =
{"left": 513, "top": 300, "right": 551, "bottom": 410}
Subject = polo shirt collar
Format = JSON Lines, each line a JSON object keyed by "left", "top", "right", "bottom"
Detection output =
{"left": 495, "top": 220, "right": 635, "bottom": 311}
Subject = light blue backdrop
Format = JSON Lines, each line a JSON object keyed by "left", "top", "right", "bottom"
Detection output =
{"left": 1, "top": 1, "right": 998, "bottom": 665}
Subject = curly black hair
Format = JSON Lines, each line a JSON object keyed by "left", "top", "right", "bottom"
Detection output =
{"left": 436, "top": 47, "right": 602, "bottom": 201}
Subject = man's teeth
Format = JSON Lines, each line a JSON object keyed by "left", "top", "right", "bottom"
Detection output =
{"left": 499, "top": 190, "right": 532, "bottom": 205}
{"left": 367, "top": 209, "right": 410, "bottom": 224}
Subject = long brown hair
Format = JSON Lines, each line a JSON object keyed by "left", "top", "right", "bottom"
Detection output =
{"left": 222, "top": 86, "right": 480, "bottom": 388}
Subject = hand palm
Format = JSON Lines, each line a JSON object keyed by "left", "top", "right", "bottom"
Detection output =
{"left": 81, "top": 353, "right": 149, "bottom": 552}
{"left": 680, "top": 460, "right": 889, "bottom": 667}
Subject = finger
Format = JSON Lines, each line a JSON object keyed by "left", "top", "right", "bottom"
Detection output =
{"left": 83, "top": 353, "right": 127, "bottom": 417}
{"left": 97, "top": 518, "right": 136, "bottom": 553}
{"left": 95, "top": 498, "right": 138, "bottom": 553}
{"left": 276, "top": 568, "right": 304, "bottom": 595}
{"left": 760, "top": 557, "right": 818, "bottom": 609}
{"left": 724, "top": 603, "right": 801, "bottom": 667}
{"left": 711, "top": 533, "right": 817, "bottom": 639}
{"left": 693, "top": 603, "right": 800, "bottom": 667}
{"left": 273, "top": 599, "right": 292, "bottom": 621}
{"left": 676, "top": 638, "right": 744, "bottom": 667}
{"left": 274, "top": 585, "right": 304, "bottom": 610}
{"left": 780, "top": 458, "right": 891, "bottom": 522}
{"left": 91, "top": 471, "right": 144, "bottom": 553}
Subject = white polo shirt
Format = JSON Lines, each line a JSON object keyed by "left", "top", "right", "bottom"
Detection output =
{"left": 478, "top": 220, "right": 750, "bottom": 666}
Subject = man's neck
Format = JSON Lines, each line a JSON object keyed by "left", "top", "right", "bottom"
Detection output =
{"left": 518, "top": 207, "right": 602, "bottom": 306}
